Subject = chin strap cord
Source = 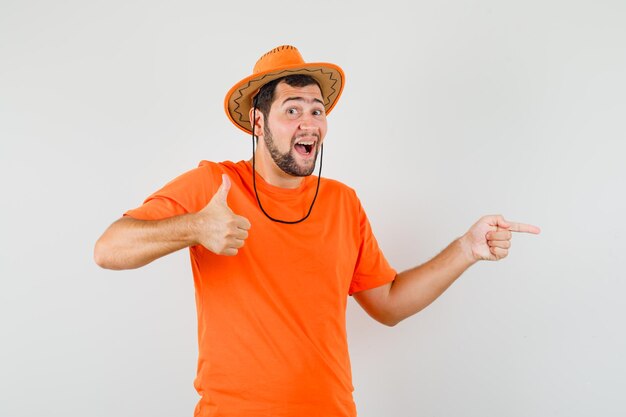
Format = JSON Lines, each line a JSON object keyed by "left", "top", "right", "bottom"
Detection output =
{"left": 251, "top": 102, "right": 323, "bottom": 224}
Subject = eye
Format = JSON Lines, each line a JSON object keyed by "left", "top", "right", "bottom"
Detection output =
{"left": 313, "top": 109, "right": 325, "bottom": 116}
{"left": 287, "top": 108, "right": 299, "bottom": 115}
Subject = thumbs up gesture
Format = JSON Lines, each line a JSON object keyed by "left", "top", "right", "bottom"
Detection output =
{"left": 193, "top": 174, "right": 251, "bottom": 256}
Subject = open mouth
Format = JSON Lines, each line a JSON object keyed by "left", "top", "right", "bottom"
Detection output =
{"left": 294, "top": 140, "right": 316, "bottom": 156}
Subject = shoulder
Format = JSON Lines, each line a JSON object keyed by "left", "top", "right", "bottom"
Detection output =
{"left": 320, "top": 177, "right": 359, "bottom": 199}
{"left": 154, "top": 160, "right": 239, "bottom": 201}
{"left": 197, "top": 160, "right": 232, "bottom": 176}
{"left": 197, "top": 160, "right": 249, "bottom": 179}
{"left": 318, "top": 177, "right": 364, "bottom": 215}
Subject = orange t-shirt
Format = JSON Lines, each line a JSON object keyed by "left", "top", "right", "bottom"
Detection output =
{"left": 125, "top": 160, "right": 396, "bottom": 417}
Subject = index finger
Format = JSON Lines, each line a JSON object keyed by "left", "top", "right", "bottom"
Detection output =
{"left": 236, "top": 215, "right": 252, "bottom": 230}
{"left": 508, "top": 221, "right": 541, "bottom": 234}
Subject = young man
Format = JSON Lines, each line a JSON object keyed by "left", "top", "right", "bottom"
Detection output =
{"left": 94, "top": 45, "right": 540, "bottom": 417}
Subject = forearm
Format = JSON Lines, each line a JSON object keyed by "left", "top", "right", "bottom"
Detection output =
{"left": 387, "top": 236, "right": 476, "bottom": 325}
{"left": 94, "top": 215, "right": 198, "bottom": 270}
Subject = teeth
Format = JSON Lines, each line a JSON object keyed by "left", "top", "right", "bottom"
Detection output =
{"left": 297, "top": 141, "right": 314, "bottom": 145}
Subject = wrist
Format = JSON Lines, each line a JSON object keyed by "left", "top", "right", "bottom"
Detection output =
{"left": 457, "top": 234, "right": 478, "bottom": 266}
{"left": 186, "top": 212, "right": 203, "bottom": 246}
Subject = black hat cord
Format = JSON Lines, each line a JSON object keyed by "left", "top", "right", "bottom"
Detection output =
{"left": 251, "top": 100, "right": 323, "bottom": 224}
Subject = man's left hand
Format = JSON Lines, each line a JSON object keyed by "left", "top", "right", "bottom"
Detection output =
{"left": 461, "top": 215, "right": 541, "bottom": 262}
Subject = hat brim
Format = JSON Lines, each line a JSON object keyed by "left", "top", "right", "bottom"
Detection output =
{"left": 224, "top": 62, "right": 345, "bottom": 135}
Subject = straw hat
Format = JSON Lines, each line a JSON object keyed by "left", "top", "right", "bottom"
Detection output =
{"left": 224, "top": 45, "right": 345, "bottom": 135}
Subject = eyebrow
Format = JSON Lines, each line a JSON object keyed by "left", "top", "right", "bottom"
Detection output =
{"left": 281, "top": 96, "right": 325, "bottom": 106}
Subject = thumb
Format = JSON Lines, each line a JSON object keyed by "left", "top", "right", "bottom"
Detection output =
{"left": 493, "top": 215, "right": 510, "bottom": 229}
{"left": 213, "top": 174, "right": 232, "bottom": 205}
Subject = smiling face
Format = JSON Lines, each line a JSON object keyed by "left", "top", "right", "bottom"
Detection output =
{"left": 254, "top": 80, "right": 328, "bottom": 181}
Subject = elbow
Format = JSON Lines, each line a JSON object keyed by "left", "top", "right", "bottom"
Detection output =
{"left": 381, "top": 316, "right": 401, "bottom": 327}
{"left": 379, "top": 303, "right": 419, "bottom": 327}
{"left": 93, "top": 237, "right": 123, "bottom": 270}
{"left": 381, "top": 306, "right": 427, "bottom": 327}
{"left": 94, "top": 235, "right": 146, "bottom": 270}
{"left": 376, "top": 310, "right": 402, "bottom": 327}
{"left": 93, "top": 238, "right": 112, "bottom": 269}
{"left": 94, "top": 217, "right": 143, "bottom": 270}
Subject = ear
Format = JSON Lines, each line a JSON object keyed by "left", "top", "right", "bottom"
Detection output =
{"left": 248, "top": 106, "right": 265, "bottom": 138}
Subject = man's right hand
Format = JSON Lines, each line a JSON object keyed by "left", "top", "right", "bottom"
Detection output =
{"left": 193, "top": 174, "right": 251, "bottom": 256}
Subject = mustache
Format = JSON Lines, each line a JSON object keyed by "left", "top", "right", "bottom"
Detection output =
{"left": 291, "top": 132, "right": 320, "bottom": 145}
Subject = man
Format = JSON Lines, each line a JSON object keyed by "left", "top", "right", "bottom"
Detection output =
{"left": 94, "top": 45, "right": 540, "bottom": 417}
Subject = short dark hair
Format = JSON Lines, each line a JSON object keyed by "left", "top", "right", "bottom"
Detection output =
{"left": 253, "top": 74, "right": 321, "bottom": 119}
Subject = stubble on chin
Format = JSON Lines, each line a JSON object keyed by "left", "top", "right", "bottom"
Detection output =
{"left": 263, "top": 126, "right": 319, "bottom": 177}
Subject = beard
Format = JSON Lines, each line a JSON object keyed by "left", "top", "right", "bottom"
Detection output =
{"left": 262, "top": 123, "right": 320, "bottom": 177}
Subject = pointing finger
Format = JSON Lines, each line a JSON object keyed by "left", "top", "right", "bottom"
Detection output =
{"left": 507, "top": 221, "right": 541, "bottom": 234}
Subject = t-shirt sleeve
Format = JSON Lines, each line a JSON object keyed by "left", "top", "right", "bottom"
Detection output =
{"left": 124, "top": 162, "right": 219, "bottom": 221}
{"left": 348, "top": 198, "right": 397, "bottom": 296}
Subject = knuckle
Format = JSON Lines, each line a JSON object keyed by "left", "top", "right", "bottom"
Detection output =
{"left": 238, "top": 217, "right": 252, "bottom": 229}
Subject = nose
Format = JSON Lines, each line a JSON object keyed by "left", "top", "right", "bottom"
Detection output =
{"left": 298, "top": 114, "right": 322, "bottom": 134}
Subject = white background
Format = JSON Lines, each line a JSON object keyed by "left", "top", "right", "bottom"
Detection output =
{"left": 1, "top": 1, "right": 625, "bottom": 416}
